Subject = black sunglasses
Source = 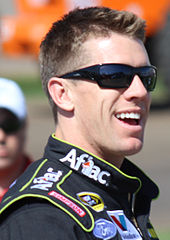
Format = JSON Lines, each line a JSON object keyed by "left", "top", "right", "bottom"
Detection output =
{"left": 0, "top": 118, "right": 23, "bottom": 134}
{"left": 59, "top": 63, "right": 157, "bottom": 91}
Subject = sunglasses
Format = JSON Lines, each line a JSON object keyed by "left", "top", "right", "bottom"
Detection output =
{"left": 60, "top": 63, "right": 157, "bottom": 91}
{"left": 0, "top": 119, "right": 23, "bottom": 134}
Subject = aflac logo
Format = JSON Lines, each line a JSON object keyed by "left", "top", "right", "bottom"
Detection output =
{"left": 31, "top": 168, "right": 62, "bottom": 191}
{"left": 60, "top": 149, "right": 110, "bottom": 186}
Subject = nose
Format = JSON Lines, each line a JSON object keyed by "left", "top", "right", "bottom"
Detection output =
{"left": 124, "top": 75, "right": 150, "bottom": 101}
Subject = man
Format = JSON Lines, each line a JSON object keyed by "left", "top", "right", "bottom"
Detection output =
{"left": 0, "top": 7, "right": 159, "bottom": 240}
{"left": 0, "top": 78, "right": 32, "bottom": 202}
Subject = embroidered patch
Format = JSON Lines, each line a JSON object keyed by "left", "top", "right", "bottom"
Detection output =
{"left": 93, "top": 218, "right": 117, "bottom": 239}
{"left": 30, "top": 168, "right": 62, "bottom": 191}
{"left": 59, "top": 149, "right": 111, "bottom": 186}
{"left": 77, "top": 192, "right": 105, "bottom": 212}
{"left": 147, "top": 222, "right": 159, "bottom": 239}
{"left": 107, "top": 210, "right": 142, "bottom": 240}
{"left": 48, "top": 191, "right": 86, "bottom": 217}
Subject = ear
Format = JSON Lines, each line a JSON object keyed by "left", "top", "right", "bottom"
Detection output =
{"left": 48, "top": 77, "right": 74, "bottom": 112}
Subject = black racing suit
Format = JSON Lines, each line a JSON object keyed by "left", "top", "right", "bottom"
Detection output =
{"left": 0, "top": 135, "right": 159, "bottom": 240}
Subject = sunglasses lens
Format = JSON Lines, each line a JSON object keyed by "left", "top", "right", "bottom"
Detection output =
{"left": 100, "top": 65, "right": 131, "bottom": 88}
{"left": 139, "top": 67, "right": 156, "bottom": 91}
{"left": 99, "top": 65, "right": 156, "bottom": 91}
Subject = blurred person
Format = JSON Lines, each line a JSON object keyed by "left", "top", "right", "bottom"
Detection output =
{"left": 0, "top": 7, "right": 159, "bottom": 240}
{"left": 0, "top": 78, "right": 32, "bottom": 202}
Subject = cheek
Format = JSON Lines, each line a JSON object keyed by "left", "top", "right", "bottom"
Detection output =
{"left": 144, "top": 95, "right": 151, "bottom": 121}
{"left": 73, "top": 83, "right": 121, "bottom": 126}
{"left": 74, "top": 87, "right": 98, "bottom": 115}
{"left": 7, "top": 132, "right": 25, "bottom": 156}
{"left": 148, "top": 95, "right": 151, "bottom": 110}
{"left": 7, "top": 137, "right": 21, "bottom": 155}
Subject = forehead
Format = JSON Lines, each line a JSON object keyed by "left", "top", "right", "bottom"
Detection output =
{"left": 80, "top": 33, "right": 150, "bottom": 68}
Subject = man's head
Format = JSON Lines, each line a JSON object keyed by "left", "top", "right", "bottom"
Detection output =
{"left": 40, "top": 7, "right": 146, "bottom": 121}
{"left": 0, "top": 78, "right": 27, "bottom": 170}
{"left": 40, "top": 7, "right": 156, "bottom": 166}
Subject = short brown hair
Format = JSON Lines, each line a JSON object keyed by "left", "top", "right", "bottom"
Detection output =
{"left": 39, "top": 6, "right": 146, "bottom": 122}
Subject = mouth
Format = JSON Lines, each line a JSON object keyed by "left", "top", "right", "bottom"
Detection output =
{"left": 0, "top": 148, "right": 8, "bottom": 158}
{"left": 115, "top": 112, "right": 141, "bottom": 126}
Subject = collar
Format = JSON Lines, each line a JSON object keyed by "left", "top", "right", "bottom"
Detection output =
{"left": 44, "top": 135, "right": 159, "bottom": 199}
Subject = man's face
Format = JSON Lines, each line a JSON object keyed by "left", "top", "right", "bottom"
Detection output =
{"left": 64, "top": 33, "right": 151, "bottom": 166}
{"left": 0, "top": 110, "right": 26, "bottom": 170}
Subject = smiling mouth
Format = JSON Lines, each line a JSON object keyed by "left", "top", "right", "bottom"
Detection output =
{"left": 115, "top": 112, "right": 141, "bottom": 125}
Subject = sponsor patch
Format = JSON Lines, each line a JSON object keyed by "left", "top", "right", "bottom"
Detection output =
{"left": 93, "top": 219, "right": 117, "bottom": 239}
{"left": 77, "top": 192, "right": 105, "bottom": 212}
{"left": 59, "top": 149, "right": 110, "bottom": 186}
{"left": 147, "top": 222, "right": 159, "bottom": 239}
{"left": 30, "top": 168, "right": 62, "bottom": 191}
{"left": 48, "top": 191, "right": 86, "bottom": 217}
{"left": 107, "top": 210, "right": 142, "bottom": 240}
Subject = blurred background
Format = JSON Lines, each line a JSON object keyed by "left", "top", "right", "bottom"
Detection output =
{"left": 0, "top": 0, "right": 170, "bottom": 238}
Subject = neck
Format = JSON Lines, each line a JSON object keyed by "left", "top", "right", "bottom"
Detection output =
{"left": 55, "top": 123, "right": 124, "bottom": 169}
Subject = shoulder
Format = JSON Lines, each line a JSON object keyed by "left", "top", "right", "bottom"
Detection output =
{"left": 0, "top": 198, "right": 80, "bottom": 240}
{"left": 0, "top": 159, "right": 95, "bottom": 237}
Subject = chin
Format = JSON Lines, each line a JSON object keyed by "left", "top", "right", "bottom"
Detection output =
{"left": 0, "top": 158, "right": 12, "bottom": 170}
{"left": 123, "top": 139, "right": 143, "bottom": 156}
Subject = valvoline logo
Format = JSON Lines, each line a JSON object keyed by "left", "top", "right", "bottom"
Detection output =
{"left": 107, "top": 210, "right": 142, "bottom": 240}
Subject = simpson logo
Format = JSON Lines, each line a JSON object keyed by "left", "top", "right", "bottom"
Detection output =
{"left": 60, "top": 149, "right": 110, "bottom": 186}
{"left": 30, "top": 168, "right": 62, "bottom": 191}
{"left": 107, "top": 210, "right": 142, "bottom": 240}
{"left": 48, "top": 191, "right": 86, "bottom": 217}
{"left": 77, "top": 192, "right": 105, "bottom": 212}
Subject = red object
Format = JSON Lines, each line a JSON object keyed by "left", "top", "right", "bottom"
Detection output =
{"left": 0, "top": 155, "right": 32, "bottom": 202}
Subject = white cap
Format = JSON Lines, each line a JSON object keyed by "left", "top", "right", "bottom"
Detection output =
{"left": 0, "top": 78, "right": 27, "bottom": 121}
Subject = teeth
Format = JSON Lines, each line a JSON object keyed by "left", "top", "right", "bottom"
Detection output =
{"left": 116, "top": 113, "right": 140, "bottom": 120}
